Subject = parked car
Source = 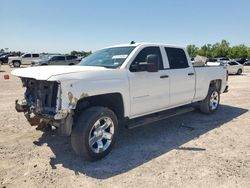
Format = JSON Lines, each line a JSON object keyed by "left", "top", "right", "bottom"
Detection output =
{"left": 243, "top": 60, "right": 250, "bottom": 66}
{"left": 8, "top": 53, "right": 40, "bottom": 67}
{"left": 12, "top": 42, "right": 228, "bottom": 161}
{"left": 227, "top": 60, "right": 244, "bottom": 74}
{"left": 206, "top": 58, "right": 220, "bottom": 66}
{"left": 217, "top": 57, "right": 230, "bottom": 63}
{"left": 31, "top": 55, "right": 79, "bottom": 66}
{"left": 235, "top": 58, "right": 248, "bottom": 65}
{"left": 0, "top": 53, "right": 15, "bottom": 64}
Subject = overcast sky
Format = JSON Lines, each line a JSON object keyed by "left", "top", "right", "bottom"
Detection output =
{"left": 1, "top": 0, "right": 250, "bottom": 53}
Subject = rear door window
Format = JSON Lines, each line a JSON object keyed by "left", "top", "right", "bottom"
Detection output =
{"left": 165, "top": 47, "right": 189, "bottom": 69}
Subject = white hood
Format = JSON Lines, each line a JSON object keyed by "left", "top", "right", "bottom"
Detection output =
{"left": 11, "top": 65, "right": 106, "bottom": 80}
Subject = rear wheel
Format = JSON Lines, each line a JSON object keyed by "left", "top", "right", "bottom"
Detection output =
{"left": 71, "top": 106, "right": 118, "bottom": 161}
{"left": 13, "top": 61, "right": 21, "bottom": 67}
{"left": 237, "top": 69, "right": 242, "bottom": 75}
{"left": 200, "top": 87, "right": 220, "bottom": 114}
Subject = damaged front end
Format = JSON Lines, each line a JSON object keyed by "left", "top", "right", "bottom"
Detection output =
{"left": 17, "top": 78, "right": 60, "bottom": 116}
{"left": 16, "top": 78, "right": 72, "bottom": 135}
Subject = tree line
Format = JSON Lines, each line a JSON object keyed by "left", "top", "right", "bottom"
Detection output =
{"left": 187, "top": 40, "right": 250, "bottom": 59}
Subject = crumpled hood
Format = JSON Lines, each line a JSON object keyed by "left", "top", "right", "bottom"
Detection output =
{"left": 11, "top": 65, "right": 107, "bottom": 80}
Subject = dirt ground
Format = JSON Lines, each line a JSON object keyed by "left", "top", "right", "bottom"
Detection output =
{"left": 0, "top": 65, "right": 250, "bottom": 188}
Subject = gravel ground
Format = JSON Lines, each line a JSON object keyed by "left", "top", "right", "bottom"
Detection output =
{"left": 0, "top": 65, "right": 250, "bottom": 188}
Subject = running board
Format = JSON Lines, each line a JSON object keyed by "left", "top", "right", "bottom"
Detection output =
{"left": 126, "top": 106, "right": 195, "bottom": 129}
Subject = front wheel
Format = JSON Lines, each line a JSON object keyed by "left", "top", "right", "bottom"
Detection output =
{"left": 71, "top": 106, "right": 118, "bottom": 161}
{"left": 13, "top": 61, "right": 21, "bottom": 67}
{"left": 200, "top": 87, "right": 220, "bottom": 114}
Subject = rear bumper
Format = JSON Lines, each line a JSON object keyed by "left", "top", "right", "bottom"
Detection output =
{"left": 223, "top": 85, "right": 229, "bottom": 93}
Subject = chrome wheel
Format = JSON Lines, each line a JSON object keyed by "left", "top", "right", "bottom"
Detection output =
{"left": 209, "top": 91, "right": 219, "bottom": 110}
{"left": 88, "top": 116, "right": 114, "bottom": 154}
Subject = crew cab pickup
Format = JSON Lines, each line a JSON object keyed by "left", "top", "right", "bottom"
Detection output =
{"left": 9, "top": 53, "right": 40, "bottom": 67}
{"left": 11, "top": 43, "right": 228, "bottom": 161}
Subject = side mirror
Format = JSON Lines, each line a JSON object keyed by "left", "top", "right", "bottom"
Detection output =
{"left": 146, "top": 54, "right": 159, "bottom": 72}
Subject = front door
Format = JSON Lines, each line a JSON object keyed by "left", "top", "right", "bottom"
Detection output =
{"left": 22, "top": 53, "right": 32, "bottom": 65}
{"left": 128, "top": 46, "right": 170, "bottom": 117}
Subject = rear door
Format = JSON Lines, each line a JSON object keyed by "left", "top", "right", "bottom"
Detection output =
{"left": 164, "top": 47, "right": 195, "bottom": 106}
{"left": 128, "top": 46, "right": 170, "bottom": 117}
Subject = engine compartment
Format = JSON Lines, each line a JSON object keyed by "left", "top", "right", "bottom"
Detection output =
{"left": 21, "top": 78, "right": 60, "bottom": 117}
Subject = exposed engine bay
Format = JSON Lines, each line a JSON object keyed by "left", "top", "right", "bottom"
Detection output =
{"left": 18, "top": 78, "right": 60, "bottom": 117}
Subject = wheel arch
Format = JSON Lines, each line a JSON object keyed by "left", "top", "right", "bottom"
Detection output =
{"left": 209, "top": 79, "right": 222, "bottom": 93}
{"left": 75, "top": 92, "right": 125, "bottom": 122}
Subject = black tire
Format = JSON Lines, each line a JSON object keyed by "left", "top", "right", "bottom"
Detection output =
{"left": 41, "top": 64, "right": 48, "bottom": 66}
{"left": 200, "top": 87, "right": 220, "bottom": 114}
{"left": 237, "top": 69, "right": 242, "bottom": 75}
{"left": 69, "top": 63, "right": 74, "bottom": 65}
{"left": 0, "top": 60, "right": 3, "bottom": 65}
{"left": 71, "top": 106, "right": 118, "bottom": 161}
{"left": 13, "top": 61, "right": 21, "bottom": 67}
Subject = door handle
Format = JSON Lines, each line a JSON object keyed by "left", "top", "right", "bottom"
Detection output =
{"left": 188, "top": 73, "right": 194, "bottom": 76}
{"left": 160, "top": 75, "right": 169, "bottom": 79}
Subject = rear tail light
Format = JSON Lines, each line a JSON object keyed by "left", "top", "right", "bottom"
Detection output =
{"left": 226, "top": 70, "right": 228, "bottom": 81}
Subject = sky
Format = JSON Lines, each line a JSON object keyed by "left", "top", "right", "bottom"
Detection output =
{"left": 0, "top": 0, "right": 250, "bottom": 53}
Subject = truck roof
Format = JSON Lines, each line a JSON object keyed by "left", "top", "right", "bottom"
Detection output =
{"left": 105, "top": 42, "right": 186, "bottom": 49}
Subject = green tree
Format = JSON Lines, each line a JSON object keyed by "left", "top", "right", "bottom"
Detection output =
{"left": 70, "top": 50, "right": 92, "bottom": 57}
{"left": 187, "top": 45, "right": 199, "bottom": 58}
{"left": 198, "top": 44, "right": 213, "bottom": 57}
{"left": 229, "top": 44, "right": 248, "bottom": 58}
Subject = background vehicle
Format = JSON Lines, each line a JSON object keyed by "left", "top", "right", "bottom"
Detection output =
{"left": 206, "top": 58, "right": 220, "bottom": 66}
{"left": 217, "top": 57, "right": 230, "bottom": 64}
{"left": 235, "top": 58, "right": 248, "bottom": 65}
{"left": 8, "top": 53, "right": 40, "bottom": 67}
{"left": 12, "top": 42, "right": 228, "bottom": 161}
{"left": 227, "top": 60, "right": 244, "bottom": 74}
{"left": 31, "top": 55, "right": 79, "bottom": 66}
{"left": 0, "top": 53, "right": 15, "bottom": 64}
{"left": 243, "top": 60, "right": 250, "bottom": 66}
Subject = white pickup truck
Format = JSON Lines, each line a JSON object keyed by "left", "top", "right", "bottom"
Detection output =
{"left": 12, "top": 42, "right": 228, "bottom": 161}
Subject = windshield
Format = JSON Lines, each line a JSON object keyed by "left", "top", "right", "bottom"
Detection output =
{"left": 79, "top": 47, "right": 135, "bottom": 68}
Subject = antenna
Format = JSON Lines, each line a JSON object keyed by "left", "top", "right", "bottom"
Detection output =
{"left": 130, "top": 41, "right": 135, "bottom": 44}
